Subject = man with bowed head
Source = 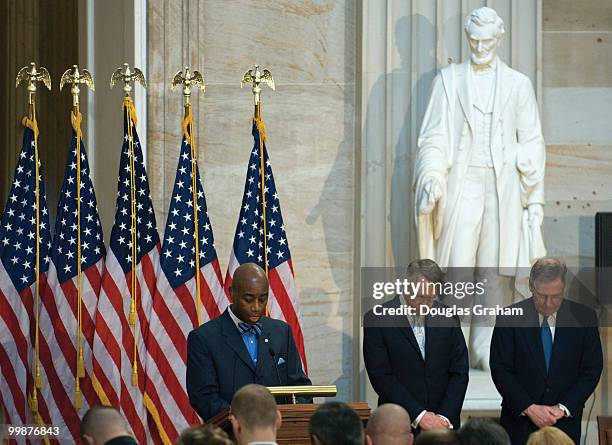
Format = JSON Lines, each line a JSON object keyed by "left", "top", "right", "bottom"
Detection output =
{"left": 186, "top": 263, "right": 311, "bottom": 420}
{"left": 414, "top": 6, "right": 546, "bottom": 369}
{"left": 363, "top": 259, "right": 468, "bottom": 433}
{"left": 490, "top": 257, "right": 602, "bottom": 444}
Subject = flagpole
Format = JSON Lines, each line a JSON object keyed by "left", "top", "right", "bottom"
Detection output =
{"left": 60, "top": 65, "right": 95, "bottom": 408}
{"left": 110, "top": 63, "right": 147, "bottom": 385}
{"left": 241, "top": 65, "right": 275, "bottom": 275}
{"left": 16, "top": 62, "right": 51, "bottom": 418}
{"left": 171, "top": 67, "right": 205, "bottom": 325}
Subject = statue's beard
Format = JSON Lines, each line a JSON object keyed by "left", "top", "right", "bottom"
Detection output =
{"left": 471, "top": 52, "right": 496, "bottom": 66}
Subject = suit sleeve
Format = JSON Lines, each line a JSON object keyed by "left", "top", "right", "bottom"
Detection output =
{"left": 186, "top": 329, "right": 230, "bottom": 420}
{"left": 558, "top": 315, "right": 603, "bottom": 415}
{"left": 363, "top": 325, "right": 425, "bottom": 420}
{"left": 490, "top": 322, "right": 535, "bottom": 418}
{"left": 437, "top": 322, "right": 469, "bottom": 422}
{"left": 285, "top": 324, "right": 312, "bottom": 403}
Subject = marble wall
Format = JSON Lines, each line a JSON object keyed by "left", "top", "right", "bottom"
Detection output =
{"left": 541, "top": 0, "right": 612, "bottom": 436}
{"left": 542, "top": 0, "right": 612, "bottom": 266}
{"left": 147, "top": 0, "right": 357, "bottom": 399}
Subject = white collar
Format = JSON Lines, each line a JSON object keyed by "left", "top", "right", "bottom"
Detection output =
{"left": 228, "top": 305, "right": 244, "bottom": 331}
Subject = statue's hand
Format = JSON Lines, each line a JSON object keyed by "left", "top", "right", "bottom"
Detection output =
{"left": 528, "top": 203, "right": 544, "bottom": 227}
{"left": 418, "top": 177, "right": 444, "bottom": 215}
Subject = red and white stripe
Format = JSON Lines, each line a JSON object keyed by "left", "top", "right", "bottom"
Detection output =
{"left": 0, "top": 264, "right": 37, "bottom": 445}
{"left": 92, "top": 247, "right": 162, "bottom": 444}
{"left": 36, "top": 259, "right": 104, "bottom": 443}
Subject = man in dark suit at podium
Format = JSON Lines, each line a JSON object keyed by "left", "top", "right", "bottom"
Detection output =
{"left": 363, "top": 259, "right": 469, "bottom": 432}
{"left": 187, "top": 263, "right": 311, "bottom": 420}
{"left": 490, "top": 257, "right": 603, "bottom": 445}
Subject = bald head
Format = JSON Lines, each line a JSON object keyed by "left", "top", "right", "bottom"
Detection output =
{"left": 366, "top": 404, "right": 413, "bottom": 445}
{"left": 230, "top": 263, "right": 269, "bottom": 324}
{"left": 80, "top": 405, "right": 133, "bottom": 445}
{"left": 232, "top": 263, "right": 268, "bottom": 291}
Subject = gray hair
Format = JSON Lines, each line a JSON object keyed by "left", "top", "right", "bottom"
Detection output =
{"left": 464, "top": 7, "right": 505, "bottom": 38}
{"left": 406, "top": 259, "right": 444, "bottom": 285}
{"left": 529, "top": 257, "right": 568, "bottom": 287}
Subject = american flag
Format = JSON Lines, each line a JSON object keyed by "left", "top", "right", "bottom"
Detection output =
{"left": 92, "top": 99, "right": 161, "bottom": 444}
{"left": 39, "top": 113, "right": 105, "bottom": 443}
{"left": 224, "top": 119, "right": 307, "bottom": 370}
{"left": 145, "top": 114, "right": 228, "bottom": 443}
{"left": 0, "top": 117, "right": 52, "bottom": 441}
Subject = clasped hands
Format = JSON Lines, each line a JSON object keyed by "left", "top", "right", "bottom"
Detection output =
{"left": 524, "top": 404, "right": 565, "bottom": 428}
{"left": 418, "top": 412, "right": 451, "bottom": 431}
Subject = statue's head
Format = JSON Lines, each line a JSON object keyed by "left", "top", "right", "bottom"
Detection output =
{"left": 464, "top": 7, "right": 505, "bottom": 66}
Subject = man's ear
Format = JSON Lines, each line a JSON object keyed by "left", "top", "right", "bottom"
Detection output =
{"left": 310, "top": 434, "right": 321, "bottom": 445}
{"left": 408, "top": 432, "right": 415, "bottom": 445}
{"left": 229, "top": 414, "right": 240, "bottom": 436}
{"left": 275, "top": 410, "right": 282, "bottom": 431}
{"left": 364, "top": 432, "right": 373, "bottom": 445}
{"left": 81, "top": 434, "right": 95, "bottom": 445}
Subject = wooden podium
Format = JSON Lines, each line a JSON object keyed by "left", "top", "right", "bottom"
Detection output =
{"left": 208, "top": 403, "right": 370, "bottom": 445}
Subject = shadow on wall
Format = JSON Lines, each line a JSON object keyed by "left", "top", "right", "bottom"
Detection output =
{"left": 303, "top": 0, "right": 356, "bottom": 400}
{"left": 389, "top": 14, "right": 437, "bottom": 268}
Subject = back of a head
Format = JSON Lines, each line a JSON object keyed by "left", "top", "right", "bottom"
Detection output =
{"left": 309, "top": 402, "right": 363, "bottom": 445}
{"left": 366, "top": 404, "right": 413, "bottom": 445}
{"left": 526, "top": 427, "right": 574, "bottom": 445}
{"left": 415, "top": 429, "right": 462, "bottom": 445}
{"left": 80, "top": 405, "right": 132, "bottom": 445}
{"left": 459, "top": 418, "right": 509, "bottom": 445}
{"left": 175, "top": 424, "right": 233, "bottom": 445}
{"left": 231, "top": 384, "right": 278, "bottom": 431}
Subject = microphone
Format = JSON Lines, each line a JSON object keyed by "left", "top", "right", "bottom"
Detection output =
{"left": 269, "top": 347, "right": 283, "bottom": 385}
{"left": 269, "top": 347, "right": 287, "bottom": 404}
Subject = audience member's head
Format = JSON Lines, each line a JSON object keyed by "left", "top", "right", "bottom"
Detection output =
{"left": 414, "top": 429, "right": 462, "bottom": 445}
{"left": 365, "top": 404, "right": 413, "bottom": 445}
{"left": 526, "top": 427, "right": 574, "bottom": 445}
{"left": 175, "top": 424, "right": 233, "bottom": 445}
{"left": 80, "top": 405, "right": 137, "bottom": 445}
{"left": 459, "top": 418, "right": 509, "bottom": 445}
{"left": 230, "top": 384, "right": 281, "bottom": 445}
{"left": 309, "top": 402, "right": 363, "bottom": 445}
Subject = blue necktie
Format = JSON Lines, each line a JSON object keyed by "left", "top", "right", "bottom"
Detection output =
{"left": 238, "top": 322, "right": 262, "bottom": 336}
{"left": 238, "top": 322, "right": 262, "bottom": 364}
{"left": 541, "top": 316, "right": 553, "bottom": 371}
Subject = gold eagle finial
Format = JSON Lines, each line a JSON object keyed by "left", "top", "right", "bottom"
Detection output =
{"left": 16, "top": 62, "right": 52, "bottom": 105}
{"left": 60, "top": 65, "right": 95, "bottom": 107}
{"left": 110, "top": 63, "right": 147, "bottom": 96}
{"left": 171, "top": 66, "right": 205, "bottom": 106}
{"left": 241, "top": 65, "right": 275, "bottom": 106}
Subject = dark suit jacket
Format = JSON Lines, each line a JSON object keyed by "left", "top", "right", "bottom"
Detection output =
{"left": 363, "top": 297, "right": 469, "bottom": 428}
{"left": 186, "top": 309, "right": 311, "bottom": 420}
{"left": 490, "top": 297, "right": 603, "bottom": 445}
